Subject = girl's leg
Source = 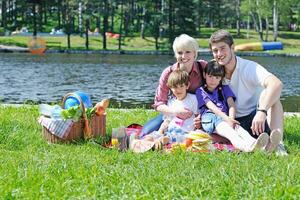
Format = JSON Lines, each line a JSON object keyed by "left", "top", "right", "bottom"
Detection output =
{"left": 236, "top": 126, "right": 269, "bottom": 151}
{"left": 215, "top": 122, "right": 254, "bottom": 152}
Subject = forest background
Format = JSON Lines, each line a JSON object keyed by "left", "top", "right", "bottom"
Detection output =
{"left": 0, "top": 0, "right": 300, "bottom": 51}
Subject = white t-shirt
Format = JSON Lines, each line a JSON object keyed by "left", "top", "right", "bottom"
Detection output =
{"left": 224, "top": 56, "right": 272, "bottom": 117}
{"left": 165, "top": 93, "right": 199, "bottom": 132}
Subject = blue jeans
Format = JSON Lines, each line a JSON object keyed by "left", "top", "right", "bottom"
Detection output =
{"left": 141, "top": 114, "right": 163, "bottom": 138}
{"left": 201, "top": 112, "right": 223, "bottom": 134}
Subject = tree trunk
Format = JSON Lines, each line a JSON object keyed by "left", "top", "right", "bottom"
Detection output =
{"left": 265, "top": 17, "right": 269, "bottom": 41}
{"left": 102, "top": 0, "right": 109, "bottom": 50}
{"left": 1, "top": 0, "right": 7, "bottom": 28}
{"left": 168, "top": 0, "right": 174, "bottom": 48}
{"left": 256, "top": 0, "right": 263, "bottom": 41}
{"left": 235, "top": 0, "right": 241, "bottom": 37}
{"left": 85, "top": 19, "right": 89, "bottom": 50}
{"left": 118, "top": 0, "right": 124, "bottom": 50}
{"left": 273, "top": 0, "right": 278, "bottom": 41}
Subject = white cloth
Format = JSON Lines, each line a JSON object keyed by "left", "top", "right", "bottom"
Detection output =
{"left": 165, "top": 93, "right": 199, "bottom": 132}
{"left": 224, "top": 56, "right": 272, "bottom": 117}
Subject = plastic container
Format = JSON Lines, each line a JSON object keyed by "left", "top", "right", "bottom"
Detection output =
{"left": 39, "top": 104, "right": 53, "bottom": 117}
{"left": 64, "top": 91, "right": 92, "bottom": 109}
{"left": 51, "top": 105, "right": 62, "bottom": 120}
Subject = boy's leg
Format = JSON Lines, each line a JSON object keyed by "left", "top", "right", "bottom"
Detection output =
{"left": 141, "top": 114, "right": 163, "bottom": 137}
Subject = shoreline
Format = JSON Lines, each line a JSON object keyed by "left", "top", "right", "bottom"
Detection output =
{"left": 1, "top": 104, "right": 299, "bottom": 117}
{"left": 1, "top": 44, "right": 300, "bottom": 57}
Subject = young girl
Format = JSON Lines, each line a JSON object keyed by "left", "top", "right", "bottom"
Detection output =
{"left": 196, "top": 60, "right": 269, "bottom": 152}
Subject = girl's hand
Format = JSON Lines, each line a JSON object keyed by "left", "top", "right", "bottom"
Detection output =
{"left": 193, "top": 114, "right": 201, "bottom": 129}
{"left": 226, "top": 118, "right": 240, "bottom": 129}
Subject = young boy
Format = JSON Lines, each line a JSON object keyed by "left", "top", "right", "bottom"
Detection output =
{"left": 144, "top": 69, "right": 199, "bottom": 145}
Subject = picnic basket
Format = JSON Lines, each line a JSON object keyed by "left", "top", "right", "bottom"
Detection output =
{"left": 42, "top": 92, "right": 106, "bottom": 143}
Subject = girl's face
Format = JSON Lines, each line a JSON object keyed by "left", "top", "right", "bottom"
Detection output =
{"left": 170, "top": 84, "right": 189, "bottom": 100}
{"left": 204, "top": 73, "right": 222, "bottom": 91}
{"left": 175, "top": 49, "right": 196, "bottom": 70}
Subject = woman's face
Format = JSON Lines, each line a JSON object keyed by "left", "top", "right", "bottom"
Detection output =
{"left": 175, "top": 49, "right": 196, "bottom": 71}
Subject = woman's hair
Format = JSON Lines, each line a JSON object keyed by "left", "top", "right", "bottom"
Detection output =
{"left": 204, "top": 59, "right": 225, "bottom": 78}
{"left": 172, "top": 34, "right": 199, "bottom": 59}
{"left": 204, "top": 60, "right": 225, "bottom": 101}
{"left": 209, "top": 29, "right": 234, "bottom": 49}
{"left": 167, "top": 69, "right": 190, "bottom": 88}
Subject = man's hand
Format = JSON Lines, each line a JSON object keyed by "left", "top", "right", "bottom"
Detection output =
{"left": 193, "top": 114, "right": 201, "bottom": 129}
{"left": 251, "top": 111, "right": 267, "bottom": 135}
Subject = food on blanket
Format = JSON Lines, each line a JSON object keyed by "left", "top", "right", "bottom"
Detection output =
{"left": 111, "top": 138, "right": 119, "bottom": 146}
{"left": 186, "top": 131, "right": 211, "bottom": 140}
{"left": 95, "top": 99, "right": 110, "bottom": 116}
{"left": 186, "top": 138, "right": 193, "bottom": 147}
{"left": 185, "top": 131, "right": 211, "bottom": 151}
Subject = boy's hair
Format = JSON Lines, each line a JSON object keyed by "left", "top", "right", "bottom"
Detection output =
{"left": 167, "top": 70, "right": 190, "bottom": 88}
{"left": 204, "top": 59, "right": 225, "bottom": 78}
{"left": 209, "top": 29, "right": 234, "bottom": 49}
{"left": 172, "top": 34, "right": 199, "bottom": 59}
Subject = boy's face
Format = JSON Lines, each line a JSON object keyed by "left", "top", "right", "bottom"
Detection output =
{"left": 210, "top": 42, "right": 235, "bottom": 66}
{"left": 170, "top": 84, "right": 189, "bottom": 100}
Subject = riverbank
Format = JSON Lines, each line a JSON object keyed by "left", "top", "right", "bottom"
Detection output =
{"left": 1, "top": 44, "right": 300, "bottom": 57}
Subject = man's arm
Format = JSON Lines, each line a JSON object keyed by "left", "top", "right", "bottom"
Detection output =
{"left": 251, "top": 75, "right": 283, "bottom": 135}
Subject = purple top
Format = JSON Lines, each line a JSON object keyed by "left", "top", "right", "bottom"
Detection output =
{"left": 196, "top": 85, "right": 236, "bottom": 116}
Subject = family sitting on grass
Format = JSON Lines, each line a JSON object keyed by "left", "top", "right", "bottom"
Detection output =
{"left": 135, "top": 29, "right": 287, "bottom": 155}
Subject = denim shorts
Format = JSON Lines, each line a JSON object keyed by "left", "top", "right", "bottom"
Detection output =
{"left": 201, "top": 112, "right": 223, "bottom": 134}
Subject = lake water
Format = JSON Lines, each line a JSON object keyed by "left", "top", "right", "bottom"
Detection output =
{"left": 0, "top": 53, "right": 299, "bottom": 111}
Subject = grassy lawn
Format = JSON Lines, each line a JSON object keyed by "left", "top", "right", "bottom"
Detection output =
{"left": 0, "top": 105, "right": 300, "bottom": 199}
{"left": 1, "top": 28, "right": 300, "bottom": 54}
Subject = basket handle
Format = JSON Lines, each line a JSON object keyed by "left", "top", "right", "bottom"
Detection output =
{"left": 62, "top": 92, "right": 88, "bottom": 121}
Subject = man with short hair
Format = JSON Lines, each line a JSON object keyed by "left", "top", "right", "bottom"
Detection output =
{"left": 208, "top": 29, "right": 287, "bottom": 155}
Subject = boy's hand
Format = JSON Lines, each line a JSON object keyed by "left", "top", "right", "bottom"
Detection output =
{"left": 174, "top": 108, "right": 193, "bottom": 120}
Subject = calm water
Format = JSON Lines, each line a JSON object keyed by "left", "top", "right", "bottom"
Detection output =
{"left": 0, "top": 53, "right": 299, "bottom": 111}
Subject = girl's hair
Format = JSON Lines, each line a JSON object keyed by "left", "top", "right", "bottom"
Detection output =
{"left": 204, "top": 59, "right": 225, "bottom": 78}
{"left": 203, "top": 60, "right": 225, "bottom": 101}
{"left": 172, "top": 34, "right": 199, "bottom": 59}
{"left": 167, "top": 69, "right": 190, "bottom": 88}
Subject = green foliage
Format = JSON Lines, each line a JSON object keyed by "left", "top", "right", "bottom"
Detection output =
{"left": 0, "top": 27, "right": 5, "bottom": 36}
{"left": 0, "top": 105, "right": 300, "bottom": 198}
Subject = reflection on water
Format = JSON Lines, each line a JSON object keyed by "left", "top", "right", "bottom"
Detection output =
{"left": 0, "top": 53, "right": 300, "bottom": 112}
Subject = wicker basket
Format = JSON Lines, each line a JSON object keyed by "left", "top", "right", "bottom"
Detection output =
{"left": 42, "top": 92, "right": 106, "bottom": 143}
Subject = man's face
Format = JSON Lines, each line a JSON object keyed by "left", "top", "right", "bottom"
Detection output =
{"left": 211, "top": 42, "right": 234, "bottom": 66}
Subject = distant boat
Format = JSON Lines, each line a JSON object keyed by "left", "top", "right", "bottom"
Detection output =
{"left": 235, "top": 42, "right": 283, "bottom": 51}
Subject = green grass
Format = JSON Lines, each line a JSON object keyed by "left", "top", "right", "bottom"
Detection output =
{"left": 1, "top": 105, "right": 300, "bottom": 199}
{"left": 1, "top": 28, "right": 300, "bottom": 54}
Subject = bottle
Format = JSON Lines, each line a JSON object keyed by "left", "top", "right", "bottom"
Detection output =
{"left": 51, "top": 105, "right": 62, "bottom": 120}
